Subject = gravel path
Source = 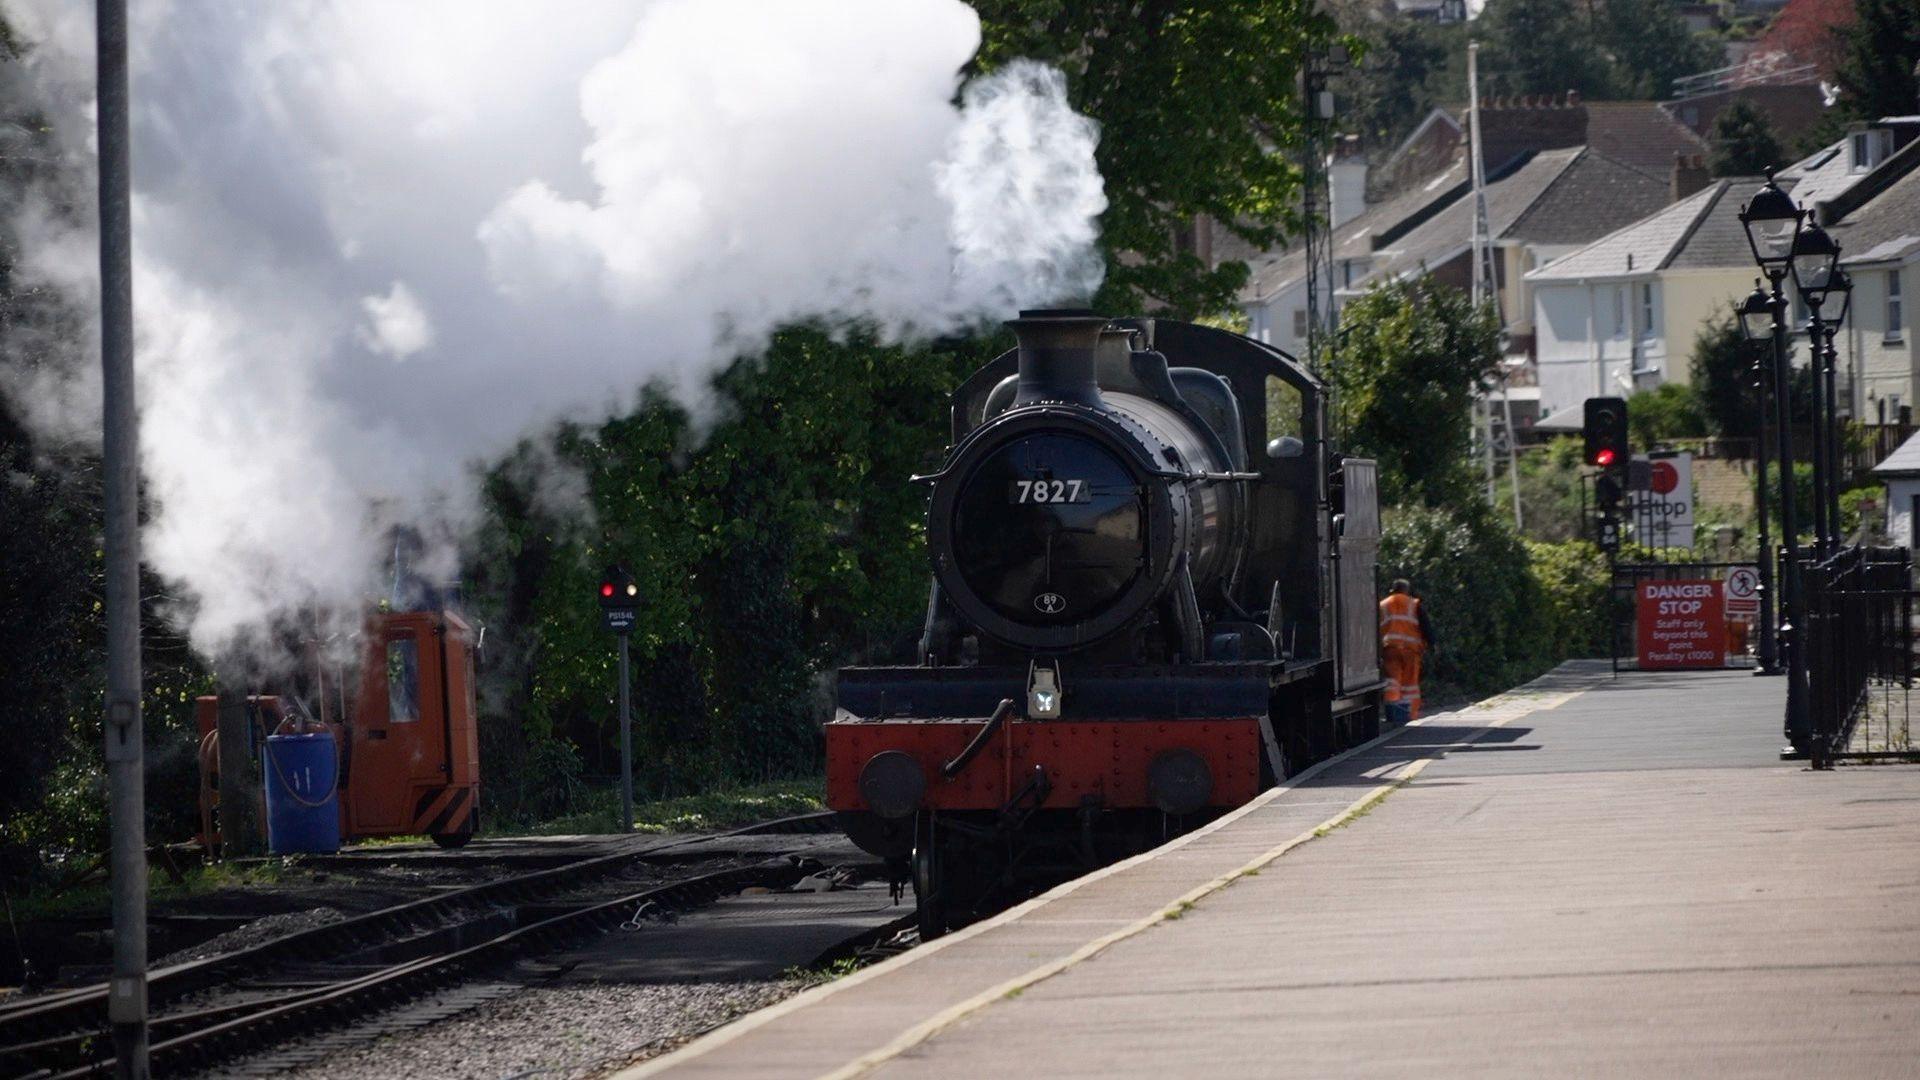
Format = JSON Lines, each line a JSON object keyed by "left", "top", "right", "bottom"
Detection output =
{"left": 269, "top": 979, "right": 806, "bottom": 1080}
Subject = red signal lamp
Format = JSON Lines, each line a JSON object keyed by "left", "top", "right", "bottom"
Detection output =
{"left": 600, "top": 582, "right": 615, "bottom": 598}
{"left": 1594, "top": 448, "right": 1616, "bottom": 467}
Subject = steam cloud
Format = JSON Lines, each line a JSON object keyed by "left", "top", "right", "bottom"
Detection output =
{"left": 1, "top": 0, "right": 1106, "bottom": 659}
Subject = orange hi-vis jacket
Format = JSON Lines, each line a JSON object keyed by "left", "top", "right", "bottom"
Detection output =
{"left": 1379, "top": 592, "right": 1425, "bottom": 719}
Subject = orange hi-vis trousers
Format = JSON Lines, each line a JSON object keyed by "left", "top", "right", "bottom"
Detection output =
{"left": 1381, "top": 644, "right": 1424, "bottom": 720}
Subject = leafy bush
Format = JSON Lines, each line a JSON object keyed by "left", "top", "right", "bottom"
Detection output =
{"left": 1524, "top": 539, "right": 1611, "bottom": 659}
{"left": 1508, "top": 438, "right": 1589, "bottom": 543}
{"left": 1379, "top": 503, "right": 1551, "bottom": 697}
{"left": 1628, "top": 382, "right": 1707, "bottom": 447}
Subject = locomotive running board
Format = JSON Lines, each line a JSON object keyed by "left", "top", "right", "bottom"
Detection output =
{"left": 835, "top": 663, "right": 1296, "bottom": 721}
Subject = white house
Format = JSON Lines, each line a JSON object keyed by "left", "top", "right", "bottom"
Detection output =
{"left": 1525, "top": 119, "right": 1920, "bottom": 427}
{"left": 1829, "top": 141, "right": 1920, "bottom": 423}
{"left": 1872, "top": 432, "right": 1920, "bottom": 546}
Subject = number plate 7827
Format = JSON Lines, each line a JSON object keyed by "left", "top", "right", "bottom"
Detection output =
{"left": 1009, "top": 479, "right": 1091, "bottom": 504}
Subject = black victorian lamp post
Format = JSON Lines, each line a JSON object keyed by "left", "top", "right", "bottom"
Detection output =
{"left": 1811, "top": 269, "right": 1853, "bottom": 549}
{"left": 1738, "top": 282, "right": 1780, "bottom": 675}
{"left": 1738, "top": 173, "right": 1812, "bottom": 753}
{"left": 1789, "top": 222, "right": 1843, "bottom": 552}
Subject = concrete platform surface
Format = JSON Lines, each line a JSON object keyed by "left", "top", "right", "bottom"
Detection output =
{"left": 624, "top": 663, "right": 1920, "bottom": 1079}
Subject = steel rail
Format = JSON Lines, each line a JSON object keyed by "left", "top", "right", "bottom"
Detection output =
{"left": 22, "top": 858, "right": 809, "bottom": 1078}
{"left": 0, "top": 812, "right": 834, "bottom": 1057}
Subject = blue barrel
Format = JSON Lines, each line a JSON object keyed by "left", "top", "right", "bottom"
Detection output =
{"left": 264, "top": 732, "right": 341, "bottom": 854}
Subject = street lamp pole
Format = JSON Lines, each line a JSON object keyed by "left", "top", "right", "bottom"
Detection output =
{"left": 1789, "top": 222, "right": 1844, "bottom": 555}
{"left": 1739, "top": 175, "right": 1812, "bottom": 753}
{"left": 1740, "top": 283, "right": 1779, "bottom": 674}
{"left": 1819, "top": 272, "right": 1854, "bottom": 547}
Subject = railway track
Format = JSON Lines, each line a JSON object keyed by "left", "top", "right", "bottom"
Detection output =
{"left": 0, "top": 812, "right": 844, "bottom": 1078}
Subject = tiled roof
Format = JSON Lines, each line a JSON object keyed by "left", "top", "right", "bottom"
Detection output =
{"left": 1582, "top": 102, "right": 1710, "bottom": 180}
{"left": 1506, "top": 150, "right": 1670, "bottom": 244}
{"left": 1240, "top": 157, "right": 1470, "bottom": 302}
{"left": 1526, "top": 182, "right": 1723, "bottom": 280}
{"left": 1664, "top": 178, "right": 1765, "bottom": 269}
{"left": 1872, "top": 430, "right": 1920, "bottom": 475}
{"left": 1834, "top": 164, "right": 1920, "bottom": 267}
{"left": 1364, "top": 148, "right": 1665, "bottom": 285}
{"left": 1776, "top": 142, "right": 1855, "bottom": 209}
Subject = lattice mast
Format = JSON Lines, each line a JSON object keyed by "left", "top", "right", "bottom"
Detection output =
{"left": 1467, "top": 41, "right": 1524, "bottom": 530}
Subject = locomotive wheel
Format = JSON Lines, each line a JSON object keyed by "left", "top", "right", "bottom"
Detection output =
{"left": 911, "top": 811, "right": 948, "bottom": 940}
{"left": 431, "top": 830, "right": 472, "bottom": 849}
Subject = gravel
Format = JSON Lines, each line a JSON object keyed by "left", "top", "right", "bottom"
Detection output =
{"left": 156, "top": 906, "right": 346, "bottom": 966}
{"left": 269, "top": 979, "right": 807, "bottom": 1080}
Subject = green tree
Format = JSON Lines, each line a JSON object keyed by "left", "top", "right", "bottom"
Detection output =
{"left": 1833, "top": 0, "right": 1920, "bottom": 125}
{"left": 1628, "top": 382, "right": 1708, "bottom": 447}
{"left": 1329, "top": 0, "right": 1453, "bottom": 150}
{"left": 1330, "top": 275, "right": 1503, "bottom": 507}
{"left": 971, "top": 1, "right": 1338, "bottom": 315}
{"left": 1599, "top": 0, "right": 1719, "bottom": 99}
{"left": 1479, "top": 0, "right": 1613, "bottom": 98}
{"left": 1708, "top": 99, "right": 1785, "bottom": 177}
{"left": 1689, "top": 314, "right": 1761, "bottom": 439}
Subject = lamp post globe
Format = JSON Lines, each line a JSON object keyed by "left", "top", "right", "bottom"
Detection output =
{"left": 1739, "top": 282, "right": 1774, "bottom": 342}
{"left": 1738, "top": 176, "right": 1805, "bottom": 279}
{"left": 1789, "top": 222, "right": 1842, "bottom": 301}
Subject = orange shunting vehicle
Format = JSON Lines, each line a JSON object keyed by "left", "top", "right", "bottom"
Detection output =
{"left": 196, "top": 609, "right": 481, "bottom": 851}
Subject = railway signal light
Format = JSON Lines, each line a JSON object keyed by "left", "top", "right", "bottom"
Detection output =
{"left": 1595, "top": 473, "right": 1624, "bottom": 513}
{"left": 598, "top": 565, "right": 639, "bottom": 612}
{"left": 1583, "top": 397, "right": 1629, "bottom": 470}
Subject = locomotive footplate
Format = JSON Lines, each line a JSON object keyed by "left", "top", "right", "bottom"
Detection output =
{"left": 828, "top": 664, "right": 1279, "bottom": 825}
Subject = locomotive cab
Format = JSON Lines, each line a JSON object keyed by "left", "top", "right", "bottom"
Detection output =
{"left": 829, "top": 311, "right": 1384, "bottom": 936}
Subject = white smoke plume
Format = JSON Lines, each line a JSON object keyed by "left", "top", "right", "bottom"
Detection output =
{"left": 0, "top": 0, "right": 1106, "bottom": 660}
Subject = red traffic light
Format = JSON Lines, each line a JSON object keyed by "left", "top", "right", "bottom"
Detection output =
{"left": 600, "top": 582, "right": 615, "bottom": 598}
{"left": 1594, "top": 448, "right": 1616, "bottom": 467}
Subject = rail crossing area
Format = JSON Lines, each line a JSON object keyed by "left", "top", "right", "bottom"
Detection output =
{"left": 626, "top": 662, "right": 1920, "bottom": 1079}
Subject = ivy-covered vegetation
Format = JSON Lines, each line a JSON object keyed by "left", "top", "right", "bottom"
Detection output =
{"left": 0, "top": 3, "right": 1342, "bottom": 876}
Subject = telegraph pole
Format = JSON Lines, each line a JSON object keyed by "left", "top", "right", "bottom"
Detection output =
{"left": 96, "top": 1, "right": 149, "bottom": 1073}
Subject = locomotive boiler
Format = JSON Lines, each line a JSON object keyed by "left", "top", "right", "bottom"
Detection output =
{"left": 828, "top": 310, "right": 1385, "bottom": 936}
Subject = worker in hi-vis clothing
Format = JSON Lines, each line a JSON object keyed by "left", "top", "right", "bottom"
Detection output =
{"left": 1379, "top": 578, "right": 1435, "bottom": 724}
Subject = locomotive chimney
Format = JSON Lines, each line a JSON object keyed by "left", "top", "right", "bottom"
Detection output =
{"left": 1009, "top": 309, "right": 1110, "bottom": 408}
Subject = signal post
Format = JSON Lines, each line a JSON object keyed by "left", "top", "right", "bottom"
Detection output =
{"left": 599, "top": 565, "right": 640, "bottom": 833}
{"left": 1584, "top": 397, "right": 1629, "bottom": 558}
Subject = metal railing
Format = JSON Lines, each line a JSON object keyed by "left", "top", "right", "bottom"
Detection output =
{"left": 1670, "top": 60, "right": 1818, "bottom": 99}
{"left": 1804, "top": 545, "right": 1920, "bottom": 765}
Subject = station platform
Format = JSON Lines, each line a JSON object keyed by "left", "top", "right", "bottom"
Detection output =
{"left": 623, "top": 661, "right": 1920, "bottom": 1079}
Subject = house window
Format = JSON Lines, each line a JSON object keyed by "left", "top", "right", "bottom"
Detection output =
{"left": 1890, "top": 270, "right": 1905, "bottom": 341}
{"left": 1292, "top": 309, "right": 1308, "bottom": 338}
{"left": 1639, "top": 283, "right": 1656, "bottom": 339}
{"left": 1611, "top": 287, "right": 1626, "bottom": 338}
{"left": 1852, "top": 129, "right": 1893, "bottom": 173}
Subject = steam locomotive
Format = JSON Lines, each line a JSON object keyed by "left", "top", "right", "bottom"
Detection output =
{"left": 827, "top": 310, "right": 1385, "bottom": 936}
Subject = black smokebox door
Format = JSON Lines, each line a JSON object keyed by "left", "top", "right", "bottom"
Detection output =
{"left": 950, "top": 433, "right": 1143, "bottom": 625}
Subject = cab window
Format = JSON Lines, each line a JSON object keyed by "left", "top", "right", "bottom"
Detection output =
{"left": 1265, "top": 375, "right": 1304, "bottom": 458}
{"left": 387, "top": 638, "right": 420, "bottom": 723}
